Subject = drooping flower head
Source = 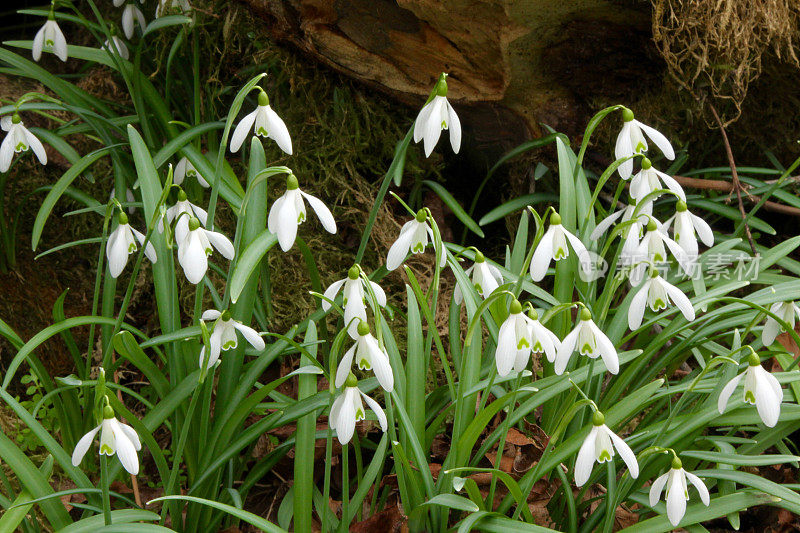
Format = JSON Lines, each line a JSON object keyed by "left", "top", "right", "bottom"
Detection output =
{"left": 530, "top": 212, "right": 591, "bottom": 282}
{"left": 413, "top": 73, "right": 461, "bottom": 158}
{"left": 72, "top": 402, "right": 142, "bottom": 475}
{"left": 762, "top": 301, "right": 800, "bottom": 347}
{"left": 106, "top": 210, "right": 157, "bottom": 278}
{"left": 174, "top": 156, "right": 210, "bottom": 188}
{"left": 574, "top": 411, "right": 638, "bottom": 487}
{"left": 156, "top": 0, "right": 191, "bottom": 18}
{"left": 102, "top": 33, "right": 129, "bottom": 60}
{"left": 158, "top": 188, "right": 208, "bottom": 244}
{"left": 454, "top": 250, "right": 504, "bottom": 304}
{"left": 122, "top": 3, "right": 147, "bottom": 39}
{"left": 555, "top": 307, "right": 618, "bottom": 375}
{"left": 230, "top": 90, "right": 292, "bottom": 155}
{"left": 267, "top": 174, "right": 337, "bottom": 252}
{"left": 629, "top": 218, "right": 692, "bottom": 284}
{"left": 495, "top": 300, "right": 533, "bottom": 377}
{"left": 335, "top": 320, "right": 394, "bottom": 392}
{"left": 718, "top": 351, "right": 783, "bottom": 427}
{"left": 649, "top": 456, "right": 710, "bottom": 527}
{"left": 615, "top": 108, "right": 674, "bottom": 179}
{"left": 386, "top": 208, "right": 446, "bottom": 271}
{"left": 663, "top": 200, "right": 714, "bottom": 259}
{"left": 629, "top": 157, "right": 685, "bottom": 203}
{"left": 323, "top": 265, "right": 387, "bottom": 338}
{"left": 329, "top": 373, "right": 388, "bottom": 445}
{"left": 198, "top": 309, "right": 265, "bottom": 370}
{"left": 32, "top": 11, "right": 68, "bottom": 62}
{"left": 0, "top": 113, "right": 47, "bottom": 172}
{"left": 628, "top": 270, "right": 695, "bottom": 331}
{"left": 177, "top": 216, "right": 234, "bottom": 284}
{"left": 590, "top": 198, "right": 651, "bottom": 260}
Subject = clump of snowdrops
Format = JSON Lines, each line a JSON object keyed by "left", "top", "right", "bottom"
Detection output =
{"left": 2, "top": 1, "right": 800, "bottom": 532}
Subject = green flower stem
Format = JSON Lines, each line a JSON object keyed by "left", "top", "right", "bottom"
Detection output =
{"left": 100, "top": 454, "right": 112, "bottom": 525}
{"left": 602, "top": 461, "right": 617, "bottom": 533}
{"left": 339, "top": 443, "right": 349, "bottom": 533}
{"left": 487, "top": 372, "right": 524, "bottom": 507}
{"left": 162, "top": 382, "right": 202, "bottom": 525}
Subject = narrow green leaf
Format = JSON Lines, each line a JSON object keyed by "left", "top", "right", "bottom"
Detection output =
{"left": 230, "top": 229, "right": 278, "bottom": 303}
{"left": 149, "top": 495, "right": 288, "bottom": 533}
{"left": 423, "top": 180, "right": 484, "bottom": 237}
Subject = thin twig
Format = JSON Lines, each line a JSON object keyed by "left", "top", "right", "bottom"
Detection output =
{"left": 706, "top": 101, "right": 757, "bottom": 254}
{"left": 671, "top": 175, "right": 800, "bottom": 217}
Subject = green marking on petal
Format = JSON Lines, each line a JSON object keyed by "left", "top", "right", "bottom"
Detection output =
{"left": 473, "top": 282, "right": 483, "bottom": 294}
{"left": 635, "top": 141, "right": 646, "bottom": 152}
{"left": 45, "top": 39, "right": 54, "bottom": 46}
{"left": 598, "top": 450, "right": 612, "bottom": 462}
{"left": 517, "top": 338, "right": 530, "bottom": 350}
{"left": 100, "top": 444, "right": 114, "bottom": 454}
{"left": 554, "top": 247, "right": 567, "bottom": 260}
{"left": 532, "top": 341, "right": 543, "bottom": 352}
{"left": 654, "top": 298, "right": 666, "bottom": 310}
{"left": 358, "top": 358, "right": 372, "bottom": 371}
{"left": 744, "top": 390, "right": 756, "bottom": 404}
{"left": 128, "top": 243, "right": 137, "bottom": 253}
{"left": 223, "top": 341, "right": 236, "bottom": 349}
{"left": 355, "top": 406, "right": 365, "bottom": 421}
{"left": 15, "top": 142, "right": 27, "bottom": 151}
{"left": 581, "top": 343, "right": 593, "bottom": 354}
{"left": 412, "top": 243, "right": 424, "bottom": 253}
{"left": 256, "top": 127, "right": 269, "bottom": 136}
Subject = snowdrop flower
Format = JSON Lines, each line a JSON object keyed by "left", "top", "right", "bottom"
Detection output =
{"left": 663, "top": 201, "right": 714, "bottom": 258}
{"left": 575, "top": 411, "right": 638, "bottom": 487}
{"left": 198, "top": 309, "right": 265, "bottom": 369}
{"left": 32, "top": 14, "right": 68, "bottom": 62}
{"left": 526, "top": 308, "right": 561, "bottom": 365}
{"left": 323, "top": 266, "right": 386, "bottom": 338}
{"left": 174, "top": 156, "right": 209, "bottom": 187}
{"left": 454, "top": 250, "right": 504, "bottom": 304}
{"left": 555, "top": 307, "right": 618, "bottom": 375}
{"left": 629, "top": 158, "right": 685, "bottom": 202}
{"left": 530, "top": 212, "right": 590, "bottom": 282}
{"left": 122, "top": 4, "right": 147, "bottom": 39}
{"left": 590, "top": 199, "right": 652, "bottom": 258}
{"left": 762, "top": 301, "right": 800, "bottom": 346}
{"left": 177, "top": 216, "right": 234, "bottom": 284}
{"left": 156, "top": 0, "right": 191, "bottom": 18}
{"left": 628, "top": 271, "right": 695, "bottom": 330}
{"left": 386, "top": 209, "right": 446, "bottom": 271}
{"left": 268, "top": 174, "right": 336, "bottom": 252}
{"left": 230, "top": 90, "right": 292, "bottom": 155}
{"left": 615, "top": 108, "right": 674, "bottom": 179}
{"left": 1, "top": 114, "right": 47, "bottom": 172}
{"left": 413, "top": 73, "right": 461, "bottom": 157}
{"left": 158, "top": 189, "right": 208, "bottom": 243}
{"left": 106, "top": 211, "right": 157, "bottom": 278}
{"left": 718, "top": 352, "right": 783, "bottom": 427}
{"left": 72, "top": 404, "right": 141, "bottom": 475}
{"left": 102, "top": 34, "right": 129, "bottom": 60}
{"left": 649, "top": 456, "right": 710, "bottom": 526}
{"left": 330, "top": 374, "right": 388, "bottom": 445}
{"left": 335, "top": 320, "right": 393, "bottom": 391}
{"left": 495, "top": 300, "right": 534, "bottom": 376}
{"left": 630, "top": 218, "right": 691, "bottom": 283}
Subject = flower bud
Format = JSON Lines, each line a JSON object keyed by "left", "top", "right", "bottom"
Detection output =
{"left": 671, "top": 456, "right": 682, "bottom": 470}
{"left": 640, "top": 157, "right": 652, "bottom": 170}
{"left": 221, "top": 310, "right": 231, "bottom": 321}
{"left": 117, "top": 211, "right": 129, "bottom": 225}
{"left": 103, "top": 405, "right": 115, "bottom": 419}
{"left": 345, "top": 372, "right": 358, "bottom": 388}
{"left": 509, "top": 299, "right": 522, "bottom": 315}
{"left": 258, "top": 90, "right": 269, "bottom": 107}
{"left": 550, "top": 212, "right": 562, "bottom": 226}
{"left": 415, "top": 209, "right": 427, "bottom": 223}
{"left": 11, "top": 113, "right": 21, "bottom": 125}
{"left": 527, "top": 307, "right": 539, "bottom": 321}
{"left": 676, "top": 200, "right": 687, "bottom": 212}
{"left": 435, "top": 73, "right": 448, "bottom": 97}
{"left": 646, "top": 219, "right": 658, "bottom": 232}
{"left": 592, "top": 410, "right": 605, "bottom": 426}
{"left": 748, "top": 352, "right": 760, "bottom": 366}
{"left": 286, "top": 174, "right": 299, "bottom": 190}
{"left": 474, "top": 250, "right": 485, "bottom": 263}
{"left": 357, "top": 320, "right": 370, "bottom": 337}
{"left": 177, "top": 189, "right": 188, "bottom": 202}
{"left": 188, "top": 216, "right": 201, "bottom": 231}
{"left": 580, "top": 307, "right": 592, "bottom": 321}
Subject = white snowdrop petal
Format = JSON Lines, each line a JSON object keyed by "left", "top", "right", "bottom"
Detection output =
{"left": 110, "top": 419, "right": 139, "bottom": 475}
{"left": 446, "top": 100, "right": 461, "bottom": 154}
{"left": 607, "top": 428, "right": 638, "bottom": 478}
{"left": 335, "top": 344, "right": 356, "bottom": 388}
{"left": 322, "top": 278, "right": 346, "bottom": 311}
{"left": 574, "top": 427, "right": 598, "bottom": 487}
{"left": 628, "top": 282, "right": 649, "bottom": 331}
{"left": 386, "top": 223, "right": 417, "bottom": 271}
{"left": 664, "top": 282, "right": 695, "bottom": 322}
{"left": 637, "top": 121, "right": 675, "bottom": 160}
{"left": 530, "top": 228, "right": 555, "bottom": 281}
{"left": 230, "top": 109, "right": 257, "bottom": 153}
{"left": 205, "top": 230, "right": 235, "bottom": 259}
{"left": 360, "top": 391, "right": 388, "bottom": 432}
{"left": 717, "top": 373, "right": 743, "bottom": 414}
{"left": 665, "top": 471, "right": 685, "bottom": 526}
{"left": 649, "top": 472, "right": 669, "bottom": 507}
{"left": 265, "top": 106, "right": 292, "bottom": 155}
{"left": 234, "top": 322, "right": 265, "bottom": 351}
{"left": 300, "top": 191, "right": 337, "bottom": 234}
{"left": 71, "top": 425, "right": 101, "bottom": 466}
{"left": 24, "top": 129, "right": 47, "bottom": 165}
